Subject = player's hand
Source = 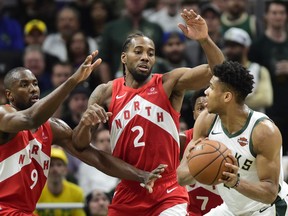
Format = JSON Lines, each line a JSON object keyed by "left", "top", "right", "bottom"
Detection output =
{"left": 80, "top": 103, "right": 112, "bottom": 126}
{"left": 178, "top": 9, "right": 208, "bottom": 41}
{"left": 140, "top": 164, "right": 168, "bottom": 193}
{"left": 219, "top": 153, "right": 240, "bottom": 188}
{"left": 71, "top": 50, "right": 102, "bottom": 83}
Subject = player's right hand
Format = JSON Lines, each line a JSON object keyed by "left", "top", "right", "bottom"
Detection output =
{"left": 140, "top": 164, "right": 168, "bottom": 193}
{"left": 80, "top": 103, "right": 112, "bottom": 126}
{"left": 72, "top": 50, "right": 102, "bottom": 83}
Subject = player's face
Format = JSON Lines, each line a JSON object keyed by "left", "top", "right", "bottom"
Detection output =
{"left": 205, "top": 76, "right": 226, "bottom": 114}
{"left": 7, "top": 70, "right": 40, "bottom": 110}
{"left": 122, "top": 36, "right": 156, "bottom": 82}
{"left": 193, "top": 96, "right": 207, "bottom": 120}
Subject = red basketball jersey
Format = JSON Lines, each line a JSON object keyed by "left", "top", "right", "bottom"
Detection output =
{"left": 0, "top": 121, "right": 53, "bottom": 215}
{"left": 184, "top": 128, "right": 223, "bottom": 215}
{"left": 109, "top": 74, "right": 181, "bottom": 174}
{"left": 108, "top": 74, "right": 188, "bottom": 215}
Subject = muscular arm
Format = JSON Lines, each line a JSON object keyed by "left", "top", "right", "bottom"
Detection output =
{"left": 51, "top": 118, "right": 164, "bottom": 185}
{"left": 0, "top": 52, "right": 101, "bottom": 133}
{"left": 231, "top": 120, "right": 281, "bottom": 204}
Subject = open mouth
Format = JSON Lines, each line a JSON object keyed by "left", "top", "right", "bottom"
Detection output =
{"left": 138, "top": 64, "right": 149, "bottom": 72}
{"left": 31, "top": 95, "right": 39, "bottom": 103}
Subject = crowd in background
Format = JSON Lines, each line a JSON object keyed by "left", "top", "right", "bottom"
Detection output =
{"left": 1, "top": 0, "right": 288, "bottom": 215}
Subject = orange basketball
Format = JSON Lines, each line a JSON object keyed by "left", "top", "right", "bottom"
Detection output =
{"left": 187, "top": 139, "right": 233, "bottom": 185}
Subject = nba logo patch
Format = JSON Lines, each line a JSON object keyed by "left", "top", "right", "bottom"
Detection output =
{"left": 147, "top": 86, "right": 158, "bottom": 95}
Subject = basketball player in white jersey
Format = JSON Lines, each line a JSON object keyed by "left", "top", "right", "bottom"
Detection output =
{"left": 177, "top": 61, "right": 288, "bottom": 215}
{"left": 73, "top": 9, "right": 225, "bottom": 216}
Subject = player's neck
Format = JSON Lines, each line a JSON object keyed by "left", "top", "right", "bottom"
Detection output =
{"left": 220, "top": 105, "right": 250, "bottom": 134}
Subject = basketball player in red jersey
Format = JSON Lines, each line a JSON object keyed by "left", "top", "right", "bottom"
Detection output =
{"left": 179, "top": 89, "right": 223, "bottom": 215}
{"left": 0, "top": 51, "right": 166, "bottom": 216}
{"left": 73, "top": 9, "right": 225, "bottom": 216}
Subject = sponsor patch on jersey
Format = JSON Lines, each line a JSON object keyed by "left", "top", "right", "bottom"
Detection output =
{"left": 147, "top": 86, "right": 158, "bottom": 95}
{"left": 237, "top": 137, "right": 248, "bottom": 147}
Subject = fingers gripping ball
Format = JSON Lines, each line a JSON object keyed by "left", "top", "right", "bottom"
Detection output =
{"left": 187, "top": 139, "right": 233, "bottom": 185}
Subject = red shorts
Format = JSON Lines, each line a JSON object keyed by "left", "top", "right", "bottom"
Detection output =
{"left": 108, "top": 172, "right": 189, "bottom": 216}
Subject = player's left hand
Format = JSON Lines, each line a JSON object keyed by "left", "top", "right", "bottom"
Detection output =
{"left": 219, "top": 153, "right": 240, "bottom": 188}
{"left": 140, "top": 164, "right": 168, "bottom": 193}
{"left": 178, "top": 9, "right": 208, "bottom": 41}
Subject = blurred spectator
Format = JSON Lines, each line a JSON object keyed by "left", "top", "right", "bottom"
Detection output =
{"left": 220, "top": 0, "right": 262, "bottom": 40}
{"left": 9, "top": 0, "right": 40, "bottom": 28}
{"left": 84, "top": 189, "right": 110, "bottom": 216}
{"left": 143, "top": 0, "right": 166, "bottom": 18}
{"left": 0, "top": 0, "right": 24, "bottom": 50}
{"left": 24, "top": 19, "right": 60, "bottom": 72}
{"left": 77, "top": 128, "right": 119, "bottom": 196}
{"left": 0, "top": 73, "right": 7, "bottom": 105}
{"left": 23, "top": 45, "right": 52, "bottom": 93}
{"left": 62, "top": 85, "right": 91, "bottom": 182}
{"left": 186, "top": 3, "right": 224, "bottom": 67}
{"left": 147, "top": 0, "right": 183, "bottom": 33}
{"left": 41, "top": 61, "right": 73, "bottom": 118}
{"left": 66, "top": 31, "right": 90, "bottom": 70}
{"left": 211, "top": 0, "right": 227, "bottom": 13}
{"left": 42, "top": 6, "right": 98, "bottom": 62}
{"left": 99, "top": 0, "right": 163, "bottom": 80}
{"left": 36, "top": 146, "right": 86, "bottom": 216}
{"left": 24, "top": 19, "right": 47, "bottom": 46}
{"left": 87, "top": 0, "right": 115, "bottom": 45}
{"left": 248, "top": 1, "right": 288, "bottom": 155}
{"left": 42, "top": 61, "right": 73, "bottom": 97}
{"left": 224, "top": 27, "right": 273, "bottom": 112}
{"left": 154, "top": 31, "right": 192, "bottom": 73}
{"left": 180, "top": 0, "right": 200, "bottom": 13}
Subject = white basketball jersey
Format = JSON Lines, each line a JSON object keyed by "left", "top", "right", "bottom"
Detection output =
{"left": 208, "top": 110, "right": 288, "bottom": 215}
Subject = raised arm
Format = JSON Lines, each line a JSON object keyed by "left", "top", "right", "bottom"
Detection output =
{"left": 178, "top": 9, "right": 224, "bottom": 71}
{"left": 0, "top": 51, "right": 101, "bottom": 133}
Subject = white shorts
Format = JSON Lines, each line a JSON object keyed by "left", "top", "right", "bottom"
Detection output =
{"left": 159, "top": 203, "right": 188, "bottom": 216}
{"left": 204, "top": 197, "right": 288, "bottom": 216}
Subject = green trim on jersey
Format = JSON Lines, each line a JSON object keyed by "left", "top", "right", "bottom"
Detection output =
{"left": 221, "top": 110, "right": 253, "bottom": 138}
{"left": 249, "top": 116, "right": 269, "bottom": 157}
{"left": 207, "top": 114, "right": 218, "bottom": 136}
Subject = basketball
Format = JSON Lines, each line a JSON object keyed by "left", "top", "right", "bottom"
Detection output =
{"left": 187, "top": 139, "right": 233, "bottom": 185}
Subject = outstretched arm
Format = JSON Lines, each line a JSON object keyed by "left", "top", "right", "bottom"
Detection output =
{"left": 0, "top": 51, "right": 101, "bottom": 133}
{"left": 51, "top": 118, "right": 167, "bottom": 193}
{"left": 178, "top": 9, "right": 224, "bottom": 71}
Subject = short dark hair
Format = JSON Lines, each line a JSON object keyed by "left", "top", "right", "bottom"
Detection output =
{"left": 213, "top": 61, "right": 254, "bottom": 103}
{"left": 4, "top": 67, "right": 27, "bottom": 89}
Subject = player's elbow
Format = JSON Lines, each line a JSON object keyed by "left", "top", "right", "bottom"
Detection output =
{"left": 262, "top": 184, "right": 279, "bottom": 204}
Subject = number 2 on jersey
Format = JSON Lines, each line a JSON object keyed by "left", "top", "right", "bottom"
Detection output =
{"left": 131, "top": 126, "right": 145, "bottom": 147}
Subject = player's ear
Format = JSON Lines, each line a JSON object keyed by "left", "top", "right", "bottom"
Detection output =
{"left": 121, "top": 52, "right": 127, "bottom": 64}
{"left": 224, "top": 92, "right": 232, "bottom": 102}
{"left": 5, "top": 89, "right": 13, "bottom": 102}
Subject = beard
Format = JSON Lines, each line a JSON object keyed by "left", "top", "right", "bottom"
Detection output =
{"left": 129, "top": 67, "right": 152, "bottom": 82}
